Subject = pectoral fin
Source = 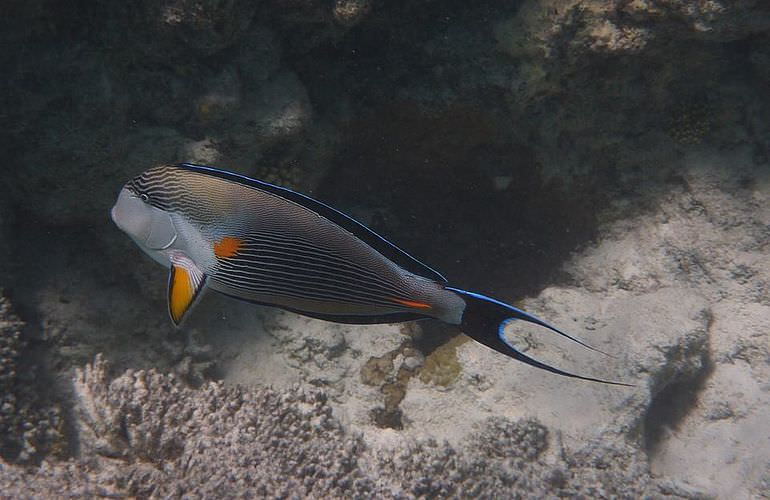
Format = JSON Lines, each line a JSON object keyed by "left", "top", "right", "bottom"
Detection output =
{"left": 167, "top": 252, "right": 207, "bottom": 326}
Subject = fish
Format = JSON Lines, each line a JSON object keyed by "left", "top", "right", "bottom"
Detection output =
{"left": 111, "top": 163, "right": 630, "bottom": 386}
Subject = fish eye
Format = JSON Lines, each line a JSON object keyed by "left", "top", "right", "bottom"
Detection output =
{"left": 140, "top": 193, "right": 149, "bottom": 202}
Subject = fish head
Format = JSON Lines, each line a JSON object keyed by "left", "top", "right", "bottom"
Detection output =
{"left": 111, "top": 184, "right": 178, "bottom": 251}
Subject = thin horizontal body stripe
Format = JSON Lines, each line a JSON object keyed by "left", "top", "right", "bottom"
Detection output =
{"left": 215, "top": 264, "right": 404, "bottom": 305}
{"left": 230, "top": 247, "right": 410, "bottom": 295}
{"left": 233, "top": 236, "right": 408, "bottom": 290}
{"left": 215, "top": 261, "right": 402, "bottom": 301}
{"left": 237, "top": 222, "right": 366, "bottom": 249}
{"left": 224, "top": 254, "right": 410, "bottom": 297}
{"left": 237, "top": 233, "right": 355, "bottom": 262}
{"left": 215, "top": 289, "right": 425, "bottom": 324}
{"left": 238, "top": 236, "right": 360, "bottom": 266}
{"left": 240, "top": 230, "right": 350, "bottom": 255}
{"left": 212, "top": 274, "right": 399, "bottom": 308}
{"left": 218, "top": 258, "right": 396, "bottom": 294}
{"left": 216, "top": 270, "right": 405, "bottom": 309}
{"left": 215, "top": 284, "right": 396, "bottom": 310}
{"left": 227, "top": 253, "right": 397, "bottom": 295}
{"left": 217, "top": 257, "right": 407, "bottom": 295}
{"left": 238, "top": 231, "right": 397, "bottom": 276}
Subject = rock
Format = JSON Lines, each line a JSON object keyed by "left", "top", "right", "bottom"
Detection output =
{"left": 193, "top": 67, "right": 242, "bottom": 125}
{"left": 621, "top": 0, "right": 770, "bottom": 42}
{"left": 236, "top": 26, "right": 282, "bottom": 88}
{"left": 333, "top": 0, "right": 372, "bottom": 27}
{"left": 178, "top": 137, "right": 222, "bottom": 165}
{"left": 249, "top": 71, "right": 312, "bottom": 143}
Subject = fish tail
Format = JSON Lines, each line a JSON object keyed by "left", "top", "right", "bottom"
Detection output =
{"left": 446, "top": 287, "right": 633, "bottom": 386}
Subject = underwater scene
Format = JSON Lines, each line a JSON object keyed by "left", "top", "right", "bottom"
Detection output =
{"left": 1, "top": 0, "right": 769, "bottom": 498}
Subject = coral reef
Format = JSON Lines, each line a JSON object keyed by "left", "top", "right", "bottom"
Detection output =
{"left": 333, "top": 0, "right": 372, "bottom": 27}
{"left": 72, "top": 354, "right": 371, "bottom": 497}
{"left": 252, "top": 157, "right": 305, "bottom": 190}
{"left": 0, "top": 295, "right": 25, "bottom": 458}
{"left": 0, "top": 294, "right": 63, "bottom": 464}
{"left": 0, "top": 355, "right": 680, "bottom": 498}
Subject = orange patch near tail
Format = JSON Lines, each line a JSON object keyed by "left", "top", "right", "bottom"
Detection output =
{"left": 214, "top": 236, "right": 243, "bottom": 258}
{"left": 392, "top": 297, "right": 433, "bottom": 310}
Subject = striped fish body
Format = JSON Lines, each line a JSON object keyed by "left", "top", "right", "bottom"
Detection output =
{"left": 113, "top": 163, "right": 465, "bottom": 326}
{"left": 111, "top": 163, "right": 630, "bottom": 386}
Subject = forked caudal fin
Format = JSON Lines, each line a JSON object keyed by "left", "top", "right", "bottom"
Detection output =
{"left": 446, "top": 287, "right": 633, "bottom": 387}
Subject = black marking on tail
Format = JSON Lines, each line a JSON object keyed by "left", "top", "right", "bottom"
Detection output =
{"left": 447, "top": 287, "right": 633, "bottom": 387}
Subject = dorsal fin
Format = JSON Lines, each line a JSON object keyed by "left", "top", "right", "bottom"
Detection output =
{"left": 176, "top": 163, "right": 447, "bottom": 283}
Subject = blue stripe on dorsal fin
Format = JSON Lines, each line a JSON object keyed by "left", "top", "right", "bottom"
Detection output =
{"left": 176, "top": 163, "right": 448, "bottom": 284}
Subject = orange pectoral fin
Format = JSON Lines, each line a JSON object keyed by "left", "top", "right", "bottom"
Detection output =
{"left": 391, "top": 297, "right": 433, "bottom": 310}
{"left": 168, "top": 252, "right": 207, "bottom": 326}
{"left": 214, "top": 236, "right": 243, "bottom": 259}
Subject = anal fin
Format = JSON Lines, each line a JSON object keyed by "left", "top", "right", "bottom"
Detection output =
{"left": 168, "top": 252, "right": 207, "bottom": 326}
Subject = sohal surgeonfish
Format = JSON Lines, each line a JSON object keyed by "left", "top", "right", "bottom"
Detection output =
{"left": 111, "top": 163, "right": 629, "bottom": 385}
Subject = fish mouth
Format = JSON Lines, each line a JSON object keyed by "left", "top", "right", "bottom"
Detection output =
{"left": 110, "top": 187, "right": 145, "bottom": 236}
{"left": 110, "top": 189, "right": 129, "bottom": 232}
{"left": 110, "top": 204, "right": 120, "bottom": 226}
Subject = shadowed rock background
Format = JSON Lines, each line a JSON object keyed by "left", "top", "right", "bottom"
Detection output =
{"left": 1, "top": 0, "right": 769, "bottom": 497}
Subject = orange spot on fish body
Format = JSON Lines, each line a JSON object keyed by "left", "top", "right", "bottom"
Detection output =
{"left": 214, "top": 236, "right": 243, "bottom": 258}
{"left": 392, "top": 297, "right": 432, "bottom": 310}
